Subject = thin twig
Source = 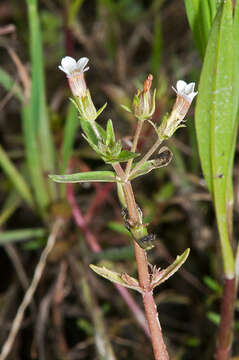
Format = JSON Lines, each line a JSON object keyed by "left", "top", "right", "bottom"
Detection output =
{"left": 125, "top": 120, "right": 144, "bottom": 178}
{"left": 0, "top": 219, "right": 63, "bottom": 360}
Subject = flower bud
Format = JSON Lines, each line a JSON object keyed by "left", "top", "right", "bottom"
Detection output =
{"left": 133, "top": 74, "right": 156, "bottom": 121}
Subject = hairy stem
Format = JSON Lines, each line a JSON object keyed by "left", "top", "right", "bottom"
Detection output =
{"left": 113, "top": 162, "right": 169, "bottom": 360}
{"left": 128, "top": 137, "right": 163, "bottom": 180}
{"left": 216, "top": 277, "right": 235, "bottom": 360}
{"left": 125, "top": 120, "right": 144, "bottom": 178}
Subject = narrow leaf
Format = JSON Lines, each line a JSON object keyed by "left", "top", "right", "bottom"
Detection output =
{"left": 195, "top": 0, "right": 235, "bottom": 277}
{"left": 26, "top": 0, "right": 57, "bottom": 198}
{"left": 106, "top": 119, "right": 115, "bottom": 146}
{"left": 0, "top": 228, "right": 46, "bottom": 245}
{"left": 184, "top": 0, "right": 217, "bottom": 58}
{"left": 151, "top": 248, "right": 190, "bottom": 289}
{"left": 49, "top": 171, "right": 117, "bottom": 183}
{"left": 90, "top": 264, "right": 142, "bottom": 293}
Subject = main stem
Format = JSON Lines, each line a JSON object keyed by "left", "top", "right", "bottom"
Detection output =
{"left": 113, "top": 163, "right": 169, "bottom": 360}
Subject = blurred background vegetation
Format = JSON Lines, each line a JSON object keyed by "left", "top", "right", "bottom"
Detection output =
{"left": 0, "top": 0, "right": 238, "bottom": 359}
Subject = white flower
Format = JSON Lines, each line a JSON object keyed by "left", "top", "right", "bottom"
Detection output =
{"left": 58, "top": 56, "right": 89, "bottom": 77}
{"left": 59, "top": 56, "right": 89, "bottom": 97}
{"left": 173, "top": 80, "right": 198, "bottom": 102}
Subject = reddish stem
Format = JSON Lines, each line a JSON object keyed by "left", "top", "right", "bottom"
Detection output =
{"left": 66, "top": 182, "right": 150, "bottom": 337}
{"left": 113, "top": 163, "right": 169, "bottom": 360}
{"left": 216, "top": 277, "right": 235, "bottom": 360}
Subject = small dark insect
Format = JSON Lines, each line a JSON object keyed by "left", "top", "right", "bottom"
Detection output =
{"left": 137, "top": 234, "right": 156, "bottom": 250}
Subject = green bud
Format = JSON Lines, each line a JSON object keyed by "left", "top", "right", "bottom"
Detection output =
{"left": 133, "top": 74, "right": 156, "bottom": 121}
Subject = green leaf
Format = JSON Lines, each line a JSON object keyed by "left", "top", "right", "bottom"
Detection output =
{"left": 96, "top": 102, "right": 107, "bottom": 118}
{"left": 112, "top": 150, "right": 140, "bottom": 163}
{"left": 22, "top": 105, "right": 49, "bottom": 213}
{"left": 26, "top": 0, "right": 56, "bottom": 190}
{"left": 90, "top": 264, "right": 142, "bottom": 293}
{"left": 49, "top": 171, "right": 117, "bottom": 183}
{"left": 96, "top": 123, "right": 107, "bottom": 142}
{"left": 184, "top": 0, "right": 217, "bottom": 58}
{"left": 151, "top": 248, "right": 190, "bottom": 289}
{"left": 80, "top": 118, "right": 98, "bottom": 146}
{"left": 120, "top": 104, "right": 132, "bottom": 113}
{"left": 195, "top": 0, "right": 235, "bottom": 277}
{"left": 0, "top": 228, "right": 46, "bottom": 245}
{"left": 0, "top": 145, "right": 34, "bottom": 206}
{"left": 106, "top": 119, "right": 115, "bottom": 146}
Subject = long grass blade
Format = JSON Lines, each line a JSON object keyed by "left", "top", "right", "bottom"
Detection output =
{"left": 0, "top": 228, "right": 46, "bottom": 245}
{"left": 195, "top": 0, "right": 235, "bottom": 277}
{"left": 26, "top": 0, "right": 57, "bottom": 199}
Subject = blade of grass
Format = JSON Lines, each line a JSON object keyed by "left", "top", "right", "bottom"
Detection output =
{"left": 0, "top": 228, "right": 46, "bottom": 245}
{"left": 26, "top": 0, "right": 57, "bottom": 200}
{"left": 195, "top": 0, "right": 235, "bottom": 277}
{"left": 22, "top": 105, "right": 50, "bottom": 214}
{"left": 0, "top": 145, "right": 34, "bottom": 207}
{"left": 184, "top": 0, "right": 217, "bottom": 58}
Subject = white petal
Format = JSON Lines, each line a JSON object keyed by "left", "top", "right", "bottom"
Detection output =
{"left": 61, "top": 56, "right": 77, "bottom": 74}
{"left": 187, "top": 91, "right": 198, "bottom": 101}
{"left": 77, "top": 57, "right": 89, "bottom": 72}
{"left": 58, "top": 65, "right": 68, "bottom": 74}
{"left": 185, "top": 82, "right": 195, "bottom": 95}
{"left": 176, "top": 80, "right": 187, "bottom": 94}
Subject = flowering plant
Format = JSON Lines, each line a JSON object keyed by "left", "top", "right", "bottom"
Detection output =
{"left": 51, "top": 56, "right": 197, "bottom": 360}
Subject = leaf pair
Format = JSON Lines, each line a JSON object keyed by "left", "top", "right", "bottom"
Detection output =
{"left": 90, "top": 248, "right": 190, "bottom": 293}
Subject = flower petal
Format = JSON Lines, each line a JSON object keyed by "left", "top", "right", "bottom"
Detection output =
{"left": 77, "top": 57, "right": 89, "bottom": 72}
{"left": 185, "top": 82, "right": 195, "bottom": 95}
{"left": 176, "top": 80, "right": 187, "bottom": 94}
{"left": 61, "top": 56, "right": 77, "bottom": 74}
{"left": 187, "top": 91, "right": 198, "bottom": 102}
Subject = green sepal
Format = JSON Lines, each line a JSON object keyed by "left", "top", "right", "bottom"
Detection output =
{"left": 106, "top": 119, "right": 115, "bottom": 146}
{"left": 120, "top": 104, "right": 132, "bottom": 113}
{"left": 96, "top": 102, "right": 107, "bottom": 118}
